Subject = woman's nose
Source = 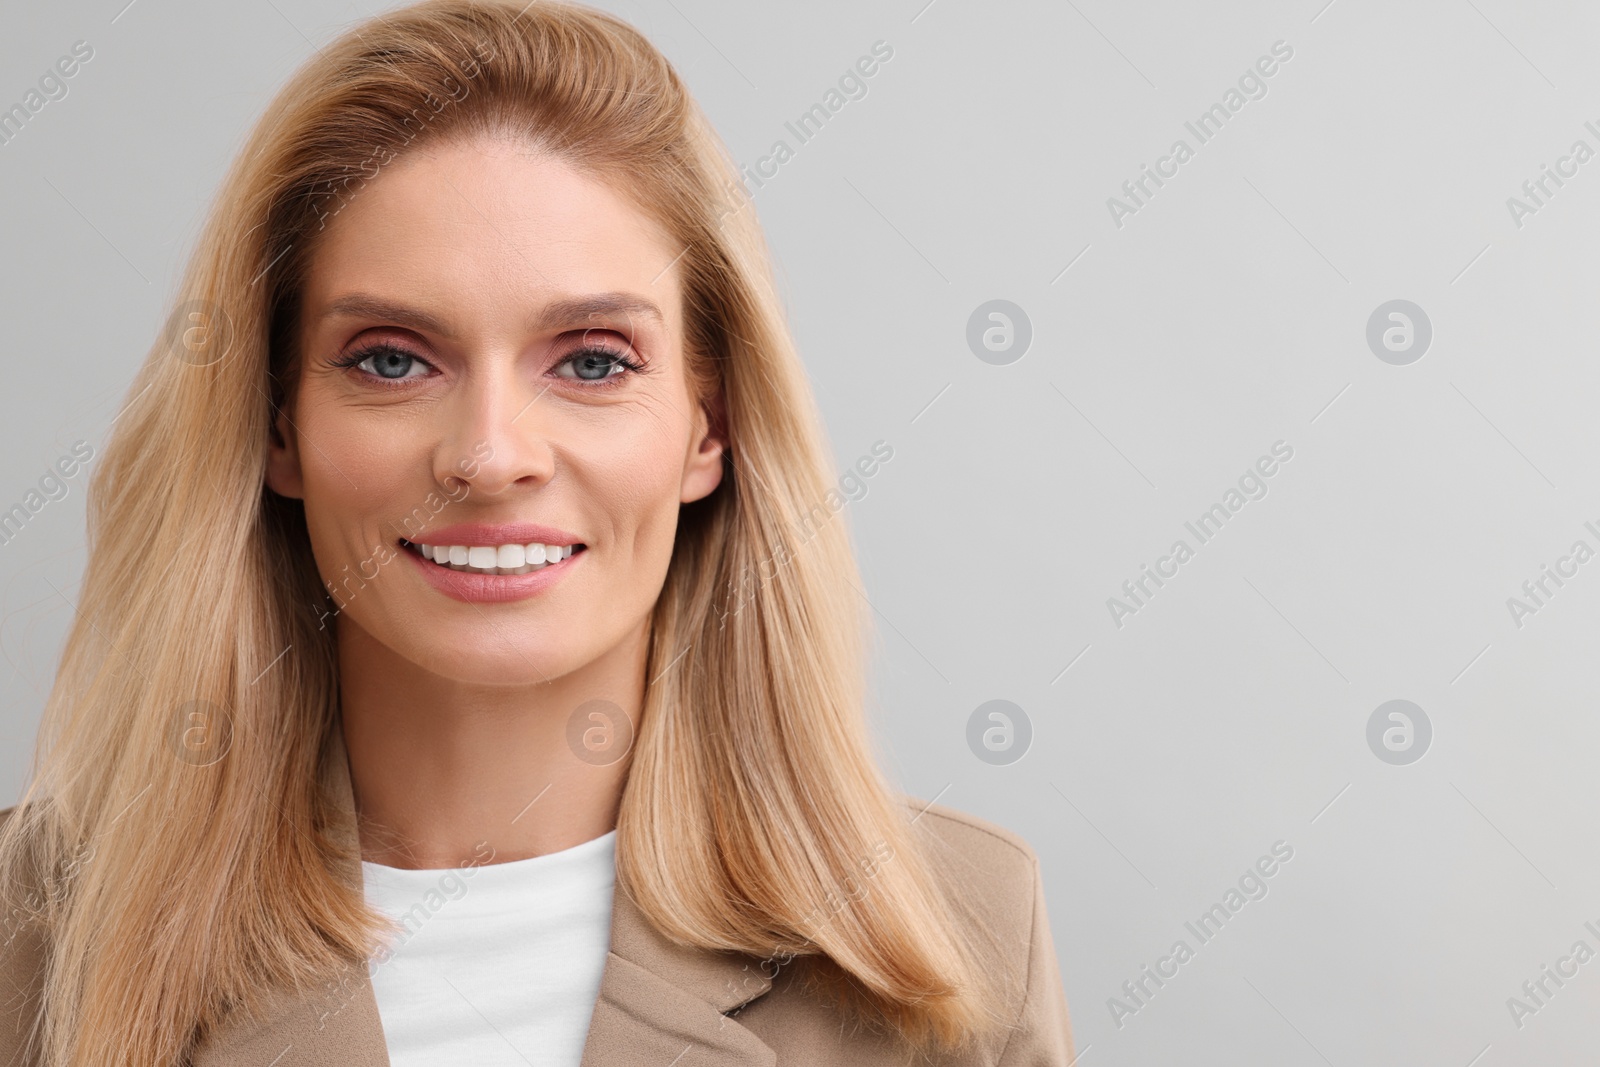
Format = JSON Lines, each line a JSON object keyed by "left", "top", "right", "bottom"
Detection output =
{"left": 435, "top": 360, "right": 557, "bottom": 497}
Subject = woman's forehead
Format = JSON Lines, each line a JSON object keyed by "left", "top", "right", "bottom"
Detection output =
{"left": 300, "top": 136, "right": 685, "bottom": 335}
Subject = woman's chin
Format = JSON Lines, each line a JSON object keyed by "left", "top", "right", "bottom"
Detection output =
{"left": 409, "top": 644, "right": 577, "bottom": 687}
{"left": 346, "top": 616, "right": 577, "bottom": 687}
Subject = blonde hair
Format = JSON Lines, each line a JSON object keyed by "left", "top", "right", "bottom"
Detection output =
{"left": 0, "top": 2, "right": 1011, "bottom": 1063}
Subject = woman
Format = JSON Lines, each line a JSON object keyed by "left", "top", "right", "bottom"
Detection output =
{"left": 0, "top": 1, "right": 1075, "bottom": 1063}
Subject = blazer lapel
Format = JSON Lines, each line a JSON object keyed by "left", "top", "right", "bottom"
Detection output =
{"left": 193, "top": 725, "right": 777, "bottom": 1066}
{"left": 577, "top": 875, "right": 776, "bottom": 1067}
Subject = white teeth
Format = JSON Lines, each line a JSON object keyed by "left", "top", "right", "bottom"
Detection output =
{"left": 413, "top": 541, "right": 579, "bottom": 575}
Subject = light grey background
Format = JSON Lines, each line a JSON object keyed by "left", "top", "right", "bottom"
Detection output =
{"left": 3, "top": 0, "right": 1598, "bottom": 1063}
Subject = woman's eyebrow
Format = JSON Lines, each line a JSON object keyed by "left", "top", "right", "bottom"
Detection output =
{"left": 532, "top": 293, "right": 665, "bottom": 333}
{"left": 318, "top": 292, "right": 666, "bottom": 338}
{"left": 321, "top": 294, "right": 454, "bottom": 337}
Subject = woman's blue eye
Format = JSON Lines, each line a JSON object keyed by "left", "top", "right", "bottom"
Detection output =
{"left": 358, "top": 348, "right": 416, "bottom": 377}
{"left": 334, "top": 343, "right": 428, "bottom": 381}
{"left": 367, "top": 350, "right": 416, "bottom": 378}
{"left": 557, "top": 347, "right": 645, "bottom": 384}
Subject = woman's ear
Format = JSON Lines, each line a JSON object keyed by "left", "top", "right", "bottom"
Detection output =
{"left": 681, "top": 387, "right": 726, "bottom": 505}
{"left": 264, "top": 400, "right": 305, "bottom": 500}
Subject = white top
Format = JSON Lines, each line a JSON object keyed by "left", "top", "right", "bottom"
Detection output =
{"left": 360, "top": 830, "right": 618, "bottom": 1066}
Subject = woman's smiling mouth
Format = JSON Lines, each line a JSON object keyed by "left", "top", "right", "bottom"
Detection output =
{"left": 394, "top": 522, "right": 590, "bottom": 602}
{"left": 401, "top": 538, "right": 586, "bottom": 576}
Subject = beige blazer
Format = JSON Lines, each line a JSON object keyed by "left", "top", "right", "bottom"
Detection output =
{"left": 0, "top": 733, "right": 1075, "bottom": 1065}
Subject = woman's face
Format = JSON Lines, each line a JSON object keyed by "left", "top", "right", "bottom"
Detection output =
{"left": 266, "top": 133, "right": 725, "bottom": 686}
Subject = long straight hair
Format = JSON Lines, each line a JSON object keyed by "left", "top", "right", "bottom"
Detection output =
{"left": 0, "top": 3, "right": 1012, "bottom": 1064}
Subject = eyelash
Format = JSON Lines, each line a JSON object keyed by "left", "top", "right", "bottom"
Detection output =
{"left": 329, "top": 342, "right": 648, "bottom": 390}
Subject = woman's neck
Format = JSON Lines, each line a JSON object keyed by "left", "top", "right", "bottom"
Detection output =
{"left": 336, "top": 616, "right": 644, "bottom": 870}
